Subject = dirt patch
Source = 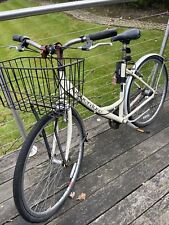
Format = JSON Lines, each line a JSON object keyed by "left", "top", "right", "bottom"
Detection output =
{"left": 87, "top": 5, "right": 169, "bottom": 23}
{"left": 66, "top": 10, "right": 168, "bottom": 31}
{"left": 36, "top": 1, "right": 169, "bottom": 30}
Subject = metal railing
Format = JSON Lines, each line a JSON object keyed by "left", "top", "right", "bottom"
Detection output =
{"left": 0, "top": 0, "right": 135, "bottom": 21}
{"left": 0, "top": 0, "right": 136, "bottom": 143}
{"left": 160, "top": 19, "right": 169, "bottom": 56}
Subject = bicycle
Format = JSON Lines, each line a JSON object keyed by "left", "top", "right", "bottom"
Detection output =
{"left": 0, "top": 28, "right": 168, "bottom": 223}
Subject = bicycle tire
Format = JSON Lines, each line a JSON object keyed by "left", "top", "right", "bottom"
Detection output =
{"left": 126, "top": 54, "right": 168, "bottom": 127}
{"left": 13, "top": 107, "right": 85, "bottom": 223}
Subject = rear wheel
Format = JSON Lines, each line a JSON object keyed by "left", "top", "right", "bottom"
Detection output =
{"left": 126, "top": 54, "right": 168, "bottom": 127}
{"left": 13, "top": 107, "right": 85, "bottom": 223}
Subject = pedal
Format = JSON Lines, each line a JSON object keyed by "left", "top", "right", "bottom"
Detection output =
{"left": 136, "top": 128, "right": 150, "bottom": 134}
{"left": 137, "top": 128, "right": 144, "bottom": 133}
{"left": 108, "top": 119, "right": 120, "bottom": 129}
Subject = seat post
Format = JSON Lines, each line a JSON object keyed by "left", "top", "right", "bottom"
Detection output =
{"left": 122, "top": 42, "right": 132, "bottom": 62}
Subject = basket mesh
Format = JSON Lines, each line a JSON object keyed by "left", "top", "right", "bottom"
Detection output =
{"left": 0, "top": 57, "right": 84, "bottom": 115}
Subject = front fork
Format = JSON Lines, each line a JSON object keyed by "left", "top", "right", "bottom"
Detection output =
{"left": 51, "top": 107, "right": 73, "bottom": 166}
{"left": 51, "top": 43, "right": 73, "bottom": 165}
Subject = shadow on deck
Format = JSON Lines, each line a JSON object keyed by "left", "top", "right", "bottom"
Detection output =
{"left": 1, "top": 100, "right": 169, "bottom": 225}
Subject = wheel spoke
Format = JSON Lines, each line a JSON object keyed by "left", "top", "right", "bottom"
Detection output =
{"left": 13, "top": 109, "right": 84, "bottom": 222}
{"left": 127, "top": 56, "right": 168, "bottom": 127}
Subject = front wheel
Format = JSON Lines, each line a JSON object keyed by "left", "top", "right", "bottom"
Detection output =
{"left": 13, "top": 107, "right": 85, "bottom": 223}
{"left": 126, "top": 54, "right": 168, "bottom": 127}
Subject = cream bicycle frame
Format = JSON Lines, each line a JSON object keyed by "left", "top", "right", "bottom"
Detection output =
{"left": 59, "top": 53, "right": 161, "bottom": 127}
{"left": 51, "top": 53, "right": 164, "bottom": 161}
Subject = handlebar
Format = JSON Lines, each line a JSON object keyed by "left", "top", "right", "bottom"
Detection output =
{"left": 63, "top": 28, "right": 117, "bottom": 48}
{"left": 12, "top": 28, "right": 117, "bottom": 54}
{"left": 12, "top": 34, "right": 42, "bottom": 50}
{"left": 85, "top": 28, "right": 117, "bottom": 41}
{"left": 13, "top": 34, "right": 29, "bottom": 42}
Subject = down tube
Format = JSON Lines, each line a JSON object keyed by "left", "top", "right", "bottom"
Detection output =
{"left": 58, "top": 68, "right": 123, "bottom": 123}
{"left": 79, "top": 94, "right": 123, "bottom": 123}
{"left": 63, "top": 78, "right": 123, "bottom": 123}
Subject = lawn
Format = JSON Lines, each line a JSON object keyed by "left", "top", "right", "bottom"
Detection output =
{"left": 0, "top": 0, "right": 168, "bottom": 155}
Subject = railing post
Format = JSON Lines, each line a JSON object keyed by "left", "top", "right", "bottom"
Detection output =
{"left": 0, "top": 69, "right": 27, "bottom": 140}
{"left": 10, "top": 109, "right": 27, "bottom": 139}
{"left": 160, "top": 19, "right": 169, "bottom": 56}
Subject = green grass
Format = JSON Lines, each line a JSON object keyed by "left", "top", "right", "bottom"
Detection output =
{"left": 0, "top": 0, "right": 168, "bottom": 156}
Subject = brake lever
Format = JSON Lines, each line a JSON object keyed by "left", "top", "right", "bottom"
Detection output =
{"left": 89, "top": 42, "right": 112, "bottom": 50}
{"left": 9, "top": 45, "right": 25, "bottom": 52}
{"left": 81, "top": 40, "right": 93, "bottom": 51}
{"left": 78, "top": 42, "right": 112, "bottom": 51}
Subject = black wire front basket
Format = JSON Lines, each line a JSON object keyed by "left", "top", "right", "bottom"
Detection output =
{"left": 0, "top": 56, "right": 85, "bottom": 115}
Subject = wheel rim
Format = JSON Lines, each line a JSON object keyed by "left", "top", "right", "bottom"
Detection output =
{"left": 128, "top": 58, "right": 167, "bottom": 126}
{"left": 21, "top": 112, "right": 83, "bottom": 218}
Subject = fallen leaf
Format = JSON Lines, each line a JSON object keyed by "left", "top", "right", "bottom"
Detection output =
{"left": 76, "top": 192, "right": 86, "bottom": 201}
{"left": 69, "top": 191, "right": 76, "bottom": 199}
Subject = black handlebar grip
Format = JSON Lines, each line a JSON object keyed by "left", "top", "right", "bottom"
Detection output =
{"left": 12, "top": 35, "right": 30, "bottom": 42}
{"left": 87, "top": 28, "right": 117, "bottom": 41}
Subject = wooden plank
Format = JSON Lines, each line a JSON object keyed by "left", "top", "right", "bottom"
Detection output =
{"left": 46, "top": 144, "right": 169, "bottom": 225}
{"left": 2, "top": 115, "right": 169, "bottom": 204}
{"left": 0, "top": 150, "right": 19, "bottom": 180}
{"left": 1, "top": 101, "right": 169, "bottom": 224}
{"left": 1, "top": 112, "right": 169, "bottom": 224}
{"left": 0, "top": 114, "right": 108, "bottom": 184}
{"left": 89, "top": 166, "right": 169, "bottom": 225}
{"left": 1, "top": 96, "right": 169, "bottom": 185}
{"left": 1, "top": 98, "right": 169, "bottom": 178}
{"left": 0, "top": 198, "right": 18, "bottom": 225}
{"left": 75, "top": 126, "right": 169, "bottom": 196}
{"left": 4, "top": 144, "right": 169, "bottom": 225}
{"left": 130, "top": 194, "right": 169, "bottom": 225}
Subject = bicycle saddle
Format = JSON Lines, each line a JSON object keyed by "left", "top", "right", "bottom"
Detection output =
{"left": 112, "top": 28, "right": 141, "bottom": 44}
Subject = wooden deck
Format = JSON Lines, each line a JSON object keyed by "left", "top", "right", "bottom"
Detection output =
{"left": 1, "top": 101, "right": 169, "bottom": 225}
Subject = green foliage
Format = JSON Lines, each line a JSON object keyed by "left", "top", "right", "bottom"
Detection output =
{"left": 131, "top": 0, "right": 169, "bottom": 8}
